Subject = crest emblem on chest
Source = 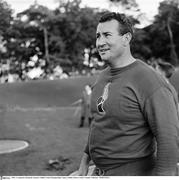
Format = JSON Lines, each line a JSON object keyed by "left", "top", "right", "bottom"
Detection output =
{"left": 97, "top": 82, "right": 111, "bottom": 114}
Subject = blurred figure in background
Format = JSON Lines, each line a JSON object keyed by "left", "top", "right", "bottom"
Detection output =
{"left": 154, "top": 60, "right": 175, "bottom": 83}
{"left": 79, "top": 84, "right": 93, "bottom": 128}
{"left": 72, "top": 84, "right": 93, "bottom": 127}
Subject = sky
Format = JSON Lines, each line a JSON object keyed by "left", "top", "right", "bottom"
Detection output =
{"left": 5, "top": 0, "right": 163, "bottom": 21}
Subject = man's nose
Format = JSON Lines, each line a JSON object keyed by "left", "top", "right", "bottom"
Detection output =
{"left": 96, "top": 37, "right": 106, "bottom": 48}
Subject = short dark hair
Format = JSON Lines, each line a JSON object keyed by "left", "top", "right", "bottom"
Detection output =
{"left": 158, "top": 61, "right": 175, "bottom": 78}
{"left": 99, "top": 12, "right": 134, "bottom": 37}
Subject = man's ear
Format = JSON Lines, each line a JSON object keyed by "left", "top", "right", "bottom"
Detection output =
{"left": 123, "top": 32, "right": 132, "bottom": 46}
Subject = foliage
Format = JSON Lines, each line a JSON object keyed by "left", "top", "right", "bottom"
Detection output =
{"left": 0, "top": 0, "right": 13, "bottom": 36}
{"left": 3, "top": 5, "right": 48, "bottom": 78}
{"left": 1, "top": 0, "right": 179, "bottom": 81}
{"left": 109, "top": 0, "right": 138, "bottom": 9}
{"left": 2, "top": 0, "right": 103, "bottom": 77}
{"left": 51, "top": 0, "right": 100, "bottom": 71}
{"left": 0, "top": 0, "right": 13, "bottom": 60}
{"left": 144, "top": 0, "right": 179, "bottom": 65}
{"left": 131, "top": 28, "right": 152, "bottom": 60}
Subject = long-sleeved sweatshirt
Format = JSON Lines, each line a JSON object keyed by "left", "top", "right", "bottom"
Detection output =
{"left": 85, "top": 60, "right": 179, "bottom": 175}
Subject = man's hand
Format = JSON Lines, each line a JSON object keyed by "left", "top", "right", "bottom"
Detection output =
{"left": 77, "top": 153, "right": 90, "bottom": 176}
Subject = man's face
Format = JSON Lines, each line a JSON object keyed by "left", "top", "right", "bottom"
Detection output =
{"left": 96, "top": 19, "right": 125, "bottom": 63}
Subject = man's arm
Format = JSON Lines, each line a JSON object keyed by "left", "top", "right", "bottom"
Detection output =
{"left": 144, "top": 87, "right": 178, "bottom": 175}
{"left": 78, "top": 152, "right": 91, "bottom": 176}
{"left": 77, "top": 136, "right": 91, "bottom": 176}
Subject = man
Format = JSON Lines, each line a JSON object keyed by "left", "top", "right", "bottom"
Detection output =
{"left": 77, "top": 12, "right": 179, "bottom": 176}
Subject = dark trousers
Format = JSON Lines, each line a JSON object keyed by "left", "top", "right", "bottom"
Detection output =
{"left": 92, "top": 155, "right": 155, "bottom": 176}
{"left": 79, "top": 116, "right": 93, "bottom": 127}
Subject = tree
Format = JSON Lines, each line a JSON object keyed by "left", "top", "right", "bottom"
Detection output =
{"left": 0, "top": 0, "right": 13, "bottom": 60}
{"left": 2, "top": 0, "right": 103, "bottom": 77}
{"left": 147, "top": 0, "right": 179, "bottom": 65}
{"left": 18, "top": 4, "right": 56, "bottom": 72}
{"left": 109, "top": 0, "right": 138, "bottom": 9}
{"left": 52, "top": 0, "right": 101, "bottom": 71}
{"left": 2, "top": 4, "right": 51, "bottom": 79}
{"left": 131, "top": 28, "right": 152, "bottom": 60}
{"left": 0, "top": 0, "right": 13, "bottom": 36}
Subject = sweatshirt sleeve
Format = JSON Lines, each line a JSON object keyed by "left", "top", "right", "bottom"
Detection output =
{"left": 84, "top": 134, "right": 91, "bottom": 160}
{"left": 144, "top": 87, "right": 178, "bottom": 176}
{"left": 84, "top": 142, "right": 89, "bottom": 155}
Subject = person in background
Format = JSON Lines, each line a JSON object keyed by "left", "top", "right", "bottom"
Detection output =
{"left": 77, "top": 12, "right": 179, "bottom": 176}
{"left": 71, "top": 84, "right": 93, "bottom": 127}
{"left": 78, "top": 84, "right": 93, "bottom": 127}
{"left": 154, "top": 61, "right": 179, "bottom": 114}
{"left": 154, "top": 60, "right": 175, "bottom": 83}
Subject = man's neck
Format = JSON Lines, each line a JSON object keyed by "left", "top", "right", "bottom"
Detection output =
{"left": 109, "top": 53, "right": 136, "bottom": 69}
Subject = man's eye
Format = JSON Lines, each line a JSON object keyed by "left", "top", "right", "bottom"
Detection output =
{"left": 105, "top": 34, "right": 110, "bottom": 37}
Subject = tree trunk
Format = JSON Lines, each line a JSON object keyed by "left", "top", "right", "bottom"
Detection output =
{"left": 43, "top": 27, "right": 50, "bottom": 72}
{"left": 167, "top": 17, "right": 178, "bottom": 66}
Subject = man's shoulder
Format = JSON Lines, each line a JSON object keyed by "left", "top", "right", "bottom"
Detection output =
{"left": 131, "top": 60, "right": 160, "bottom": 82}
{"left": 131, "top": 60, "right": 170, "bottom": 94}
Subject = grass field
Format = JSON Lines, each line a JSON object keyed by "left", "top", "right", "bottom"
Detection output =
{"left": 0, "top": 75, "right": 96, "bottom": 176}
{"left": 0, "top": 75, "right": 96, "bottom": 108}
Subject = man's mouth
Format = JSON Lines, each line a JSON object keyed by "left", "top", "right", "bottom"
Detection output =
{"left": 99, "top": 49, "right": 109, "bottom": 53}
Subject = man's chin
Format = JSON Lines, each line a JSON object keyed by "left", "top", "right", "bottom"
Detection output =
{"left": 100, "top": 56, "right": 109, "bottom": 61}
{"left": 100, "top": 57, "right": 112, "bottom": 66}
